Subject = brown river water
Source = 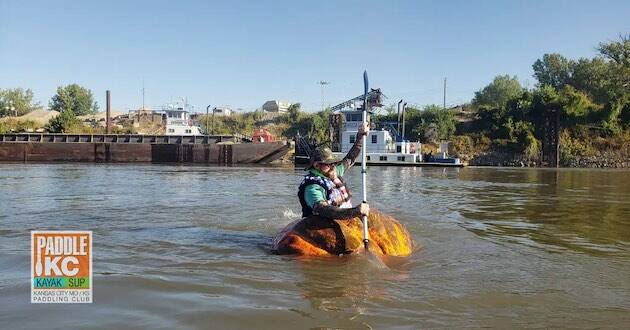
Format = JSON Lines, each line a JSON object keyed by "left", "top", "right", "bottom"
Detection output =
{"left": 1, "top": 164, "right": 629, "bottom": 329}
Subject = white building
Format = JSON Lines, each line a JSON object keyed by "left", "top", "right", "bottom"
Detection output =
{"left": 213, "top": 107, "right": 233, "bottom": 117}
{"left": 262, "top": 100, "right": 292, "bottom": 113}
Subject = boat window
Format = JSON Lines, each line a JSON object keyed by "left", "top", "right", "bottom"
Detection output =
{"left": 397, "top": 156, "right": 405, "bottom": 161}
{"left": 379, "top": 156, "right": 387, "bottom": 161}
{"left": 346, "top": 113, "right": 362, "bottom": 121}
{"left": 349, "top": 134, "right": 356, "bottom": 144}
{"left": 396, "top": 145, "right": 401, "bottom": 152}
{"left": 367, "top": 156, "right": 371, "bottom": 161}
{"left": 371, "top": 135, "right": 377, "bottom": 144}
{"left": 168, "top": 128, "right": 175, "bottom": 133}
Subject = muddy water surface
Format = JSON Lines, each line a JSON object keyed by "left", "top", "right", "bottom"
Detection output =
{"left": 1, "top": 164, "right": 629, "bottom": 329}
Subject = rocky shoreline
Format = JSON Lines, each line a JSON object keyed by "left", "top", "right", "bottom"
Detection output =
{"left": 467, "top": 152, "right": 538, "bottom": 167}
{"left": 465, "top": 151, "right": 630, "bottom": 168}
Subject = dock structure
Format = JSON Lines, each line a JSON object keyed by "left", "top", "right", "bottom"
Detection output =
{"left": 0, "top": 133, "right": 289, "bottom": 164}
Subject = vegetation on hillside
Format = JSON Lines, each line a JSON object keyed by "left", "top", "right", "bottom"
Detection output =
{"left": 0, "top": 88, "right": 41, "bottom": 117}
{"left": 47, "top": 84, "right": 99, "bottom": 132}
{"left": 196, "top": 103, "right": 333, "bottom": 144}
{"left": 49, "top": 84, "right": 99, "bottom": 116}
{"left": 0, "top": 35, "right": 627, "bottom": 166}
{"left": 372, "top": 104, "right": 457, "bottom": 143}
{"left": 0, "top": 118, "right": 39, "bottom": 134}
{"left": 379, "top": 35, "right": 630, "bottom": 165}
{"left": 462, "top": 35, "right": 629, "bottom": 164}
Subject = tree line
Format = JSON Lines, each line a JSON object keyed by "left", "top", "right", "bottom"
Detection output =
{"left": 256, "top": 35, "right": 628, "bottom": 162}
{"left": 465, "top": 35, "right": 629, "bottom": 162}
{"left": 0, "top": 84, "right": 98, "bottom": 133}
{"left": 1, "top": 35, "right": 628, "bottom": 162}
{"left": 374, "top": 35, "right": 629, "bottom": 162}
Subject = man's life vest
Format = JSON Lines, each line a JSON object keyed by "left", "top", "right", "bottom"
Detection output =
{"left": 297, "top": 173, "right": 352, "bottom": 217}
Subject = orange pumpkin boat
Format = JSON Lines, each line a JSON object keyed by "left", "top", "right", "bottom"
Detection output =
{"left": 272, "top": 209, "right": 414, "bottom": 257}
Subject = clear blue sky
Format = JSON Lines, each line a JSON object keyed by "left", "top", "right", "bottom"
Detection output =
{"left": 1, "top": 0, "right": 628, "bottom": 113}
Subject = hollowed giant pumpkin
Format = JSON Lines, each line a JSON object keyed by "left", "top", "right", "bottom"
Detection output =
{"left": 273, "top": 209, "right": 413, "bottom": 256}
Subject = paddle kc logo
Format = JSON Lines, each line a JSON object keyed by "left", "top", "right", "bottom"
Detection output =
{"left": 31, "top": 231, "right": 92, "bottom": 303}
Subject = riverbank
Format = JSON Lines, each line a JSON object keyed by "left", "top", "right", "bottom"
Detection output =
{"left": 450, "top": 132, "right": 630, "bottom": 168}
{"left": 465, "top": 151, "right": 630, "bottom": 168}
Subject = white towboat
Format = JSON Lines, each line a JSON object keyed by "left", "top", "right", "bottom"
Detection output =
{"left": 331, "top": 108, "right": 463, "bottom": 167}
{"left": 160, "top": 101, "right": 203, "bottom": 136}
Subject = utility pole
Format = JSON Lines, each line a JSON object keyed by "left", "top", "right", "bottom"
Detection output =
{"left": 206, "top": 105, "right": 211, "bottom": 135}
{"left": 106, "top": 90, "right": 111, "bottom": 134}
{"left": 402, "top": 102, "right": 407, "bottom": 140}
{"left": 211, "top": 107, "right": 216, "bottom": 135}
{"left": 443, "top": 77, "right": 447, "bottom": 110}
{"left": 318, "top": 81, "right": 330, "bottom": 111}
{"left": 397, "top": 99, "right": 403, "bottom": 136}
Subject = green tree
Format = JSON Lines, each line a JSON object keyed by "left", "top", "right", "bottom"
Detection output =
{"left": 531, "top": 84, "right": 561, "bottom": 121}
{"left": 569, "top": 57, "right": 610, "bottom": 104}
{"left": 0, "top": 88, "right": 41, "bottom": 117}
{"left": 284, "top": 108, "right": 331, "bottom": 145}
{"left": 621, "top": 105, "right": 630, "bottom": 129}
{"left": 472, "top": 75, "right": 524, "bottom": 109}
{"left": 397, "top": 105, "right": 422, "bottom": 139}
{"left": 49, "top": 84, "right": 98, "bottom": 116}
{"left": 409, "top": 105, "right": 456, "bottom": 142}
{"left": 45, "top": 110, "right": 81, "bottom": 133}
{"left": 532, "top": 53, "right": 573, "bottom": 89}
{"left": 472, "top": 75, "right": 524, "bottom": 139}
{"left": 306, "top": 111, "right": 329, "bottom": 144}
{"left": 597, "top": 35, "right": 630, "bottom": 130}
{"left": 287, "top": 103, "right": 302, "bottom": 124}
{"left": 512, "top": 121, "right": 540, "bottom": 160}
{"left": 506, "top": 90, "right": 534, "bottom": 122}
{"left": 598, "top": 34, "right": 630, "bottom": 67}
{"left": 530, "top": 85, "right": 598, "bottom": 131}
{"left": 423, "top": 105, "right": 456, "bottom": 140}
{"left": 382, "top": 103, "right": 397, "bottom": 115}
{"left": 558, "top": 86, "right": 599, "bottom": 125}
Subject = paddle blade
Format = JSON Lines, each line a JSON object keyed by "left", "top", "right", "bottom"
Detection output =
{"left": 362, "top": 244, "right": 388, "bottom": 269}
{"left": 363, "top": 70, "right": 369, "bottom": 96}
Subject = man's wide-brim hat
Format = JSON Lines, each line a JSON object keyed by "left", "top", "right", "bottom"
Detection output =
{"left": 306, "top": 147, "right": 338, "bottom": 169}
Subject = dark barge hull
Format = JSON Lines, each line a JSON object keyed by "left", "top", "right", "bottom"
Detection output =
{"left": 0, "top": 134, "right": 290, "bottom": 164}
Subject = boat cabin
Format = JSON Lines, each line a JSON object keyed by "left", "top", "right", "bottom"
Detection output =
{"left": 163, "top": 105, "right": 203, "bottom": 136}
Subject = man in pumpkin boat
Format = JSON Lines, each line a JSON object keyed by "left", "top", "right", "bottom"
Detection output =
{"left": 275, "top": 119, "right": 413, "bottom": 256}
{"left": 298, "top": 121, "right": 370, "bottom": 221}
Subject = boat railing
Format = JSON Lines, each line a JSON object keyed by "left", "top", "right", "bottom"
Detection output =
{"left": 0, "top": 133, "right": 253, "bottom": 144}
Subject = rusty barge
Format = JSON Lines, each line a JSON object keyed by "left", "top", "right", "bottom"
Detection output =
{"left": 0, "top": 133, "right": 290, "bottom": 164}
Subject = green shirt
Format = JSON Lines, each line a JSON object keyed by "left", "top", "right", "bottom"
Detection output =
{"left": 303, "top": 163, "right": 346, "bottom": 208}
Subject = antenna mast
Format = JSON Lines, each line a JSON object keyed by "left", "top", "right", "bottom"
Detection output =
{"left": 142, "top": 78, "right": 145, "bottom": 110}
{"left": 318, "top": 81, "right": 330, "bottom": 111}
{"left": 443, "top": 77, "right": 447, "bottom": 109}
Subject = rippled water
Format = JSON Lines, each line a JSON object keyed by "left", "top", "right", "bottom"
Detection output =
{"left": 1, "top": 164, "right": 629, "bottom": 329}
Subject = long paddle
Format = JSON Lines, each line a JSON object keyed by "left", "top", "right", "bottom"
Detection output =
{"left": 361, "top": 70, "right": 370, "bottom": 252}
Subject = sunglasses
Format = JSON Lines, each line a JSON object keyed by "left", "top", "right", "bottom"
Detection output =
{"left": 314, "top": 162, "right": 334, "bottom": 168}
